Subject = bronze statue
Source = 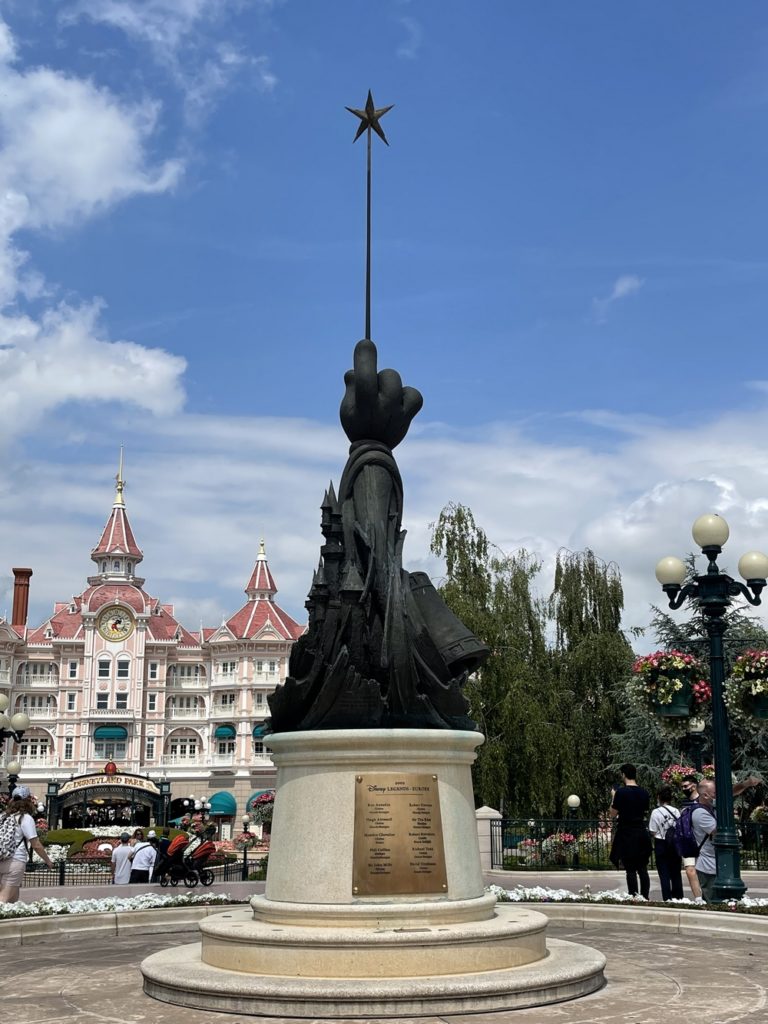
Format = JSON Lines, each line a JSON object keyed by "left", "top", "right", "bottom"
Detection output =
{"left": 267, "top": 339, "right": 489, "bottom": 731}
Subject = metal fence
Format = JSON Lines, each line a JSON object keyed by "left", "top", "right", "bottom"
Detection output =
{"left": 21, "top": 851, "right": 266, "bottom": 887}
{"left": 489, "top": 817, "right": 768, "bottom": 871}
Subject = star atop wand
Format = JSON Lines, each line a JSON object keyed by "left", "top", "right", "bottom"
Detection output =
{"left": 346, "top": 90, "right": 394, "bottom": 145}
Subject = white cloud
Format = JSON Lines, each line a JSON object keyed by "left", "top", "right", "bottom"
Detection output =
{"left": 64, "top": 0, "right": 277, "bottom": 119}
{"left": 397, "top": 16, "right": 422, "bottom": 59}
{"left": 592, "top": 274, "right": 644, "bottom": 323}
{"left": 5, "top": 392, "right": 768, "bottom": 654}
{"left": 0, "top": 16, "right": 187, "bottom": 443}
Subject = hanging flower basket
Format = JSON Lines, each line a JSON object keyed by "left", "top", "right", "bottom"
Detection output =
{"left": 724, "top": 651, "right": 768, "bottom": 723}
{"left": 629, "top": 650, "right": 707, "bottom": 724}
{"left": 248, "top": 791, "right": 275, "bottom": 826}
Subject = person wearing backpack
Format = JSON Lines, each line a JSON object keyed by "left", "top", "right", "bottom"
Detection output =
{"left": 0, "top": 785, "right": 54, "bottom": 903}
{"left": 692, "top": 779, "right": 718, "bottom": 903}
{"left": 648, "top": 785, "right": 683, "bottom": 900}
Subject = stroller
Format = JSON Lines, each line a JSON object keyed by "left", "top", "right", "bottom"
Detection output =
{"left": 157, "top": 833, "right": 216, "bottom": 888}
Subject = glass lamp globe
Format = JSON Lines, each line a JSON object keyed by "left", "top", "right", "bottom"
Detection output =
{"left": 6, "top": 760, "right": 21, "bottom": 774}
{"left": 0, "top": 693, "right": 8, "bottom": 712}
{"left": 655, "top": 556, "right": 687, "bottom": 587}
{"left": 692, "top": 513, "right": 729, "bottom": 550}
{"left": 566, "top": 794, "right": 581, "bottom": 809}
{"left": 738, "top": 551, "right": 768, "bottom": 582}
{"left": 0, "top": 713, "right": 10, "bottom": 730}
{"left": 10, "top": 712, "right": 30, "bottom": 731}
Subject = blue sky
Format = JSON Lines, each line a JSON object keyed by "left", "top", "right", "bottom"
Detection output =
{"left": 2, "top": 1, "right": 768, "bottom": 646}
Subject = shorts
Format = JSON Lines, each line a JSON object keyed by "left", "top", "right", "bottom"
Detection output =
{"left": 0, "top": 857, "right": 26, "bottom": 887}
{"left": 683, "top": 857, "right": 696, "bottom": 868}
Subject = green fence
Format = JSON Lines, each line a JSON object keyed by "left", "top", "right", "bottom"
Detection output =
{"left": 489, "top": 818, "right": 768, "bottom": 871}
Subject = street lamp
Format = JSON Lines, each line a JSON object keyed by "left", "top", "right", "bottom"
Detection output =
{"left": 566, "top": 795, "right": 581, "bottom": 868}
{"left": 656, "top": 512, "right": 768, "bottom": 902}
{"left": 687, "top": 716, "right": 707, "bottom": 774}
{"left": 0, "top": 695, "right": 30, "bottom": 791}
{"left": 566, "top": 794, "right": 581, "bottom": 818}
{"left": 5, "top": 759, "right": 21, "bottom": 794}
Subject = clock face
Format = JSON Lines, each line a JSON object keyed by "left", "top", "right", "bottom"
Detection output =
{"left": 97, "top": 605, "right": 135, "bottom": 642}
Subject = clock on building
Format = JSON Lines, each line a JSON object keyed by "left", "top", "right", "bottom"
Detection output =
{"left": 97, "top": 605, "right": 135, "bottom": 642}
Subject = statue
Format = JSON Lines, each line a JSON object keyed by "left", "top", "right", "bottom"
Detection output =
{"left": 267, "top": 339, "right": 489, "bottom": 732}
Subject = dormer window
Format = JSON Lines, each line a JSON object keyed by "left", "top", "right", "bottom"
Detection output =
{"left": 101, "top": 562, "right": 106, "bottom": 572}
{"left": 113, "top": 560, "right": 121, "bottom": 571}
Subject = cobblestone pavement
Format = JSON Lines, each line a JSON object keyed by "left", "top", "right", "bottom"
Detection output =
{"left": 6, "top": 924, "right": 767, "bottom": 1024}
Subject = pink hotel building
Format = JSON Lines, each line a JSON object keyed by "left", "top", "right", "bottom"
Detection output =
{"left": 0, "top": 469, "right": 304, "bottom": 831}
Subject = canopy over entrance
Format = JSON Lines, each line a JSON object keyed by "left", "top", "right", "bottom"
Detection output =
{"left": 209, "top": 791, "right": 237, "bottom": 817}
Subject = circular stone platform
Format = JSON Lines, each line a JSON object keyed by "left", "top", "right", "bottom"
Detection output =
{"left": 141, "top": 932, "right": 605, "bottom": 1017}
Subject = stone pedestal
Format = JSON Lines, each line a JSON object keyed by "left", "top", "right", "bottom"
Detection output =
{"left": 142, "top": 729, "right": 605, "bottom": 1016}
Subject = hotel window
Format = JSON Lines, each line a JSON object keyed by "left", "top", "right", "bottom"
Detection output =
{"left": 96, "top": 693, "right": 109, "bottom": 710}
{"left": 220, "top": 692, "right": 236, "bottom": 707}
{"left": 19, "top": 737, "right": 49, "bottom": 760}
{"left": 117, "top": 659, "right": 130, "bottom": 680}
{"left": 221, "top": 661, "right": 236, "bottom": 675}
{"left": 253, "top": 739, "right": 264, "bottom": 755}
{"left": 98, "top": 659, "right": 110, "bottom": 679}
{"left": 113, "top": 560, "right": 120, "bottom": 571}
{"left": 256, "top": 660, "right": 263, "bottom": 673}
{"left": 147, "top": 693, "right": 157, "bottom": 712}
{"left": 94, "top": 741, "right": 126, "bottom": 759}
{"left": 115, "top": 693, "right": 128, "bottom": 710}
{"left": 178, "top": 665, "right": 200, "bottom": 678}
{"left": 68, "top": 661, "right": 78, "bottom": 679}
{"left": 146, "top": 737, "right": 155, "bottom": 759}
{"left": 67, "top": 693, "right": 76, "bottom": 712}
{"left": 255, "top": 692, "right": 264, "bottom": 706}
{"left": 217, "top": 740, "right": 236, "bottom": 756}
{"left": 269, "top": 661, "right": 277, "bottom": 673}
{"left": 149, "top": 662, "right": 158, "bottom": 680}
{"left": 64, "top": 738, "right": 73, "bottom": 760}
{"left": 170, "top": 738, "right": 197, "bottom": 758}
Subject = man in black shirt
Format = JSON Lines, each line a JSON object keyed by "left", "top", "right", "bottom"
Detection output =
{"left": 609, "top": 763, "right": 652, "bottom": 899}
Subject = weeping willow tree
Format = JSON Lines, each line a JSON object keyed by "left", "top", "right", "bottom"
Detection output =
{"left": 547, "top": 550, "right": 634, "bottom": 813}
{"left": 430, "top": 505, "right": 630, "bottom": 815}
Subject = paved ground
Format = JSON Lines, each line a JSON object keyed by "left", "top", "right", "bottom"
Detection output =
{"left": 5, "top": 922, "right": 767, "bottom": 1024}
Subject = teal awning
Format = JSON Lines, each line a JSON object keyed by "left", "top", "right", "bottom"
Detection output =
{"left": 93, "top": 725, "right": 128, "bottom": 741}
{"left": 209, "top": 791, "right": 237, "bottom": 817}
{"left": 252, "top": 723, "right": 268, "bottom": 738}
{"left": 214, "top": 724, "right": 236, "bottom": 740}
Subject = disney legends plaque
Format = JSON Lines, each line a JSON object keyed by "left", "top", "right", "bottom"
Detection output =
{"left": 352, "top": 773, "right": 448, "bottom": 896}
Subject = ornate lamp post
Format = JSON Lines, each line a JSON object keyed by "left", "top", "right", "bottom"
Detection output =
{"left": 183, "top": 795, "right": 212, "bottom": 824}
{"left": 656, "top": 512, "right": 768, "bottom": 902}
{"left": 0, "top": 694, "right": 30, "bottom": 792}
{"left": 566, "top": 794, "right": 581, "bottom": 869}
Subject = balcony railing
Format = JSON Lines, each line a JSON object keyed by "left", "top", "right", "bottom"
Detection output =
{"left": 165, "top": 677, "right": 207, "bottom": 689}
{"left": 0, "top": 670, "right": 11, "bottom": 685}
{"left": 166, "top": 708, "right": 206, "bottom": 719}
{"left": 211, "top": 675, "right": 240, "bottom": 686}
{"left": 15, "top": 673, "right": 59, "bottom": 688}
{"left": 15, "top": 706, "right": 57, "bottom": 719}
{"left": 15, "top": 755, "right": 58, "bottom": 767}
{"left": 211, "top": 754, "right": 235, "bottom": 766}
{"left": 161, "top": 754, "right": 200, "bottom": 766}
{"left": 210, "top": 706, "right": 241, "bottom": 718}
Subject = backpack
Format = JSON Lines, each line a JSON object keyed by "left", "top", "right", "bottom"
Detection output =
{"left": 668, "top": 803, "right": 710, "bottom": 858}
{"left": 0, "top": 813, "right": 22, "bottom": 860}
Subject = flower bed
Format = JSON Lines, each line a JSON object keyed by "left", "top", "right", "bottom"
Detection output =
{"left": 0, "top": 891, "right": 247, "bottom": 919}
{"left": 486, "top": 883, "right": 768, "bottom": 913}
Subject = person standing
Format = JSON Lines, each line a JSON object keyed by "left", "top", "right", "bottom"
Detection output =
{"left": 679, "top": 775, "right": 703, "bottom": 900}
{"left": 111, "top": 832, "right": 133, "bottom": 885}
{"left": 0, "top": 786, "right": 55, "bottom": 903}
{"left": 648, "top": 786, "right": 683, "bottom": 901}
{"left": 692, "top": 778, "right": 718, "bottom": 903}
{"left": 609, "top": 763, "right": 652, "bottom": 899}
{"left": 129, "top": 835, "right": 157, "bottom": 884}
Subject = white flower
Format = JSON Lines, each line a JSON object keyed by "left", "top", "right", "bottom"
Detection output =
{"left": 0, "top": 892, "right": 245, "bottom": 918}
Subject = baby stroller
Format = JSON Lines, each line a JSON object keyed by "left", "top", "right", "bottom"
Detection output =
{"left": 157, "top": 833, "right": 216, "bottom": 888}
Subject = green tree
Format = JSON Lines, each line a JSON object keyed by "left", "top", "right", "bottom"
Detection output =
{"left": 430, "top": 505, "right": 631, "bottom": 815}
{"left": 548, "top": 550, "right": 634, "bottom": 813}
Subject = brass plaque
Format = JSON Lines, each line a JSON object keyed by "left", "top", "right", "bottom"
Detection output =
{"left": 352, "top": 772, "right": 448, "bottom": 896}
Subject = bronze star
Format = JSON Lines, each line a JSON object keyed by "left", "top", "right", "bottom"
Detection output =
{"left": 346, "top": 90, "right": 394, "bottom": 145}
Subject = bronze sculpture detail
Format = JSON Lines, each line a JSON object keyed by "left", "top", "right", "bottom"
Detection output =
{"left": 267, "top": 339, "right": 489, "bottom": 732}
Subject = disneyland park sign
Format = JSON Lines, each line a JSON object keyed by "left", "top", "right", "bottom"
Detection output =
{"left": 58, "top": 771, "right": 161, "bottom": 797}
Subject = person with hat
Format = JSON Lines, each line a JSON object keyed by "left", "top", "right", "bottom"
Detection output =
{"left": 0, "top": 786, "right": 54, "bottom": 904}
{"left": 111, "top": 832, "right": 133, "bottom": 885}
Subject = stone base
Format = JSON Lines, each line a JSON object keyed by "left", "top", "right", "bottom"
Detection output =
{"left": 141, "top": 932, "right": 605, "bottom": 1017}
{"left": 141, "top": 730, "right": 606, "bottom": 1016}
